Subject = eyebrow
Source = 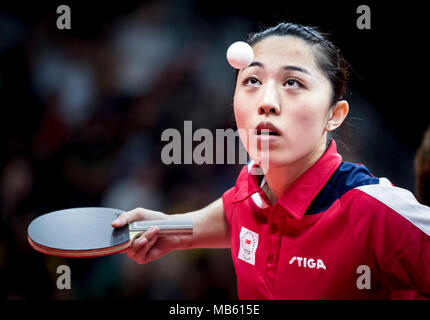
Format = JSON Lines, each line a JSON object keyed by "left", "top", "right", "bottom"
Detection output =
{"left": 246, "top": 61, "right": 312, "bottom": 76}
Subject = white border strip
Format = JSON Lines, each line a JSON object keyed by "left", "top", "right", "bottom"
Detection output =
{"left": 356, "top": 181, "right": 430, "bottom": 236}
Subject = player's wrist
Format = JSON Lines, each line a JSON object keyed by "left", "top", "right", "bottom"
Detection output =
{"left": 176, "top": 234, "right": 193, "bottom": 250}
{"left": 167, "top": 213, "right": 195, "bottom": 250}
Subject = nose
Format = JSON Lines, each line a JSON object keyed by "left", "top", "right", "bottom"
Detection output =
{"left": 258, "top": 83, "right": 280, "bottom": 115}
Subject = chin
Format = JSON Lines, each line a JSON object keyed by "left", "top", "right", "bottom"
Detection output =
{"left": 250, "top": 151, "right": 294, "bottom": 171}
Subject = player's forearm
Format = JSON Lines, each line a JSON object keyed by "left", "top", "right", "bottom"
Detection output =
{"left": 171, "top": 197, "right": 231, "bottom": 250}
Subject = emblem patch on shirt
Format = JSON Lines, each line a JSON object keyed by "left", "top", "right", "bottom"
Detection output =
{"left": 238, "top": 227, "right": 259, "bottom": 265}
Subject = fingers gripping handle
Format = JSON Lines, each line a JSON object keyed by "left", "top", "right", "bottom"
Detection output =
{"left": 128, "top": 219, "right": 193, "bottom": 240}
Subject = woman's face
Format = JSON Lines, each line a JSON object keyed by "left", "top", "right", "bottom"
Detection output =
{"left": 234, "top": 35, "right": 334, "bottom": 170}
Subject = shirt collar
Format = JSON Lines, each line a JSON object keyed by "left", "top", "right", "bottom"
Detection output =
{"left": 232, "top": 140, "right": 342, "bottom": 219}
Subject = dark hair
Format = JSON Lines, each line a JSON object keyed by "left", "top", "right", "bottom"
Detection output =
{"left": 239, "top": 22, "right": 350, "bottom": 106}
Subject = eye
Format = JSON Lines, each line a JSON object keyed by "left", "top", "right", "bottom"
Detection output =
{"left": 243, "top": 76, "right": 261, "bottom": 86}
{"left": 284, "top": 78, "right": 303, "bottom": 89}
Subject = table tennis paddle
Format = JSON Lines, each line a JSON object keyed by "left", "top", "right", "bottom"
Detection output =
{"left": 27, "top": 207, "right": 193, "bottom": 258}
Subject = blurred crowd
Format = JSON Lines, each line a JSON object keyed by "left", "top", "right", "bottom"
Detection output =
{"left": 0, "top": 1, "right": 250, "bottom": 299}
{"left": 0, "top": 1, "right": 427, "bottom": 299}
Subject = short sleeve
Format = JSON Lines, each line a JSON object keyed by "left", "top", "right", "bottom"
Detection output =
{"left": 222, "top": 186, "right": 236, "bottom": 228}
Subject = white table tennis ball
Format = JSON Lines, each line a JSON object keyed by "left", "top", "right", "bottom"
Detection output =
{"left": 226, "top": 41, "right": 254, "bottom": 69}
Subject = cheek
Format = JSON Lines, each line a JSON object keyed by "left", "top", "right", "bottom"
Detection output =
{"left": 233, "top": 92, "right": 255, "bottom": 153}
{"left": 290, "top": 108, "right": 323, "bottom": 131}
{"left": 286, "top": 96, "right": 329, "bottom": 136}
{"left": 233, "top": 92, "right": 251, "bottom": 130}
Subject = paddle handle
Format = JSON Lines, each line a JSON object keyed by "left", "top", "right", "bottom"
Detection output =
{"left": 129, "top": 219, "right": 193, "bottom": 239}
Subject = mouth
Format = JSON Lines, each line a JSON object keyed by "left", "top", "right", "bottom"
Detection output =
{"left": 255, "top": 122, "right": 281, "bottom": 136}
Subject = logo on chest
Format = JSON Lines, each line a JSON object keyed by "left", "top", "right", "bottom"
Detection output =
{"left": 238, "top": 227, "right": 259, "bottom": 265}
{"left": 289, "top": 256, "right": 326, "bottom": 270}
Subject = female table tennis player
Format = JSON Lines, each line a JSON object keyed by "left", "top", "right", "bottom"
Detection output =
{"left": 112, "top": 22, "right": 430, "bottom": 299}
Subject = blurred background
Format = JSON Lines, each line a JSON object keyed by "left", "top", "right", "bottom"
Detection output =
{"left": 0, "top": 0, "right": 428, "bottom": 299}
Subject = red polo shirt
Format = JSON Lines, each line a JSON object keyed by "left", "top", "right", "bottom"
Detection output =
{"left": 222, "top": 140, "right": 430, "bottom": 299}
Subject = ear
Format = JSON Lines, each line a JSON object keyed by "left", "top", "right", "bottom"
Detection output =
{"left": 326, "top": 100, "right": 349, "bottom": 131}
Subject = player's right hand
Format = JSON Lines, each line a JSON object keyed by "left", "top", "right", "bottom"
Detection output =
{"left": 112, "top": 207, "right": 185, "bottom": 264}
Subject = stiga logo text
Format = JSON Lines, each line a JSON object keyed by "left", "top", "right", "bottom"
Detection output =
{"left": 289, "top": 256, "right": 326, "bottom": 270}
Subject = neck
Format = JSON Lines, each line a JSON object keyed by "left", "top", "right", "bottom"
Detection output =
{"left": 263, "top": 142, "right": 327, "bottom": 203}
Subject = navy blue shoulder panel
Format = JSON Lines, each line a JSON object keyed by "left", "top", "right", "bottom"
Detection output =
{"left": 305, "top": 162, "right": 380, "bottom": 215}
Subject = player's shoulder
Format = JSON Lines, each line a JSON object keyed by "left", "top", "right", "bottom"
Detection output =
{"left": 353, "top": 178, "right": 430, "bottom": 240}
{"left": 352, "top": 175, "right": 430, "bottom": 216}
{"left": 331, "top": 163, "right": 430, "bottom": 238}
{"left": 307, "top": 161, "right": 385, "bottom": 214}
{"left": 338, "top": 162, "right": 430, "bottom": 227}
{"left": 331, "top": 161, "right": 380, "bottom": 190}
{"left": 335, "top": 161, "right": 401, "bottom": 204}
{"left": 319, "top": 161, "right": 381, "bottom": 206}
